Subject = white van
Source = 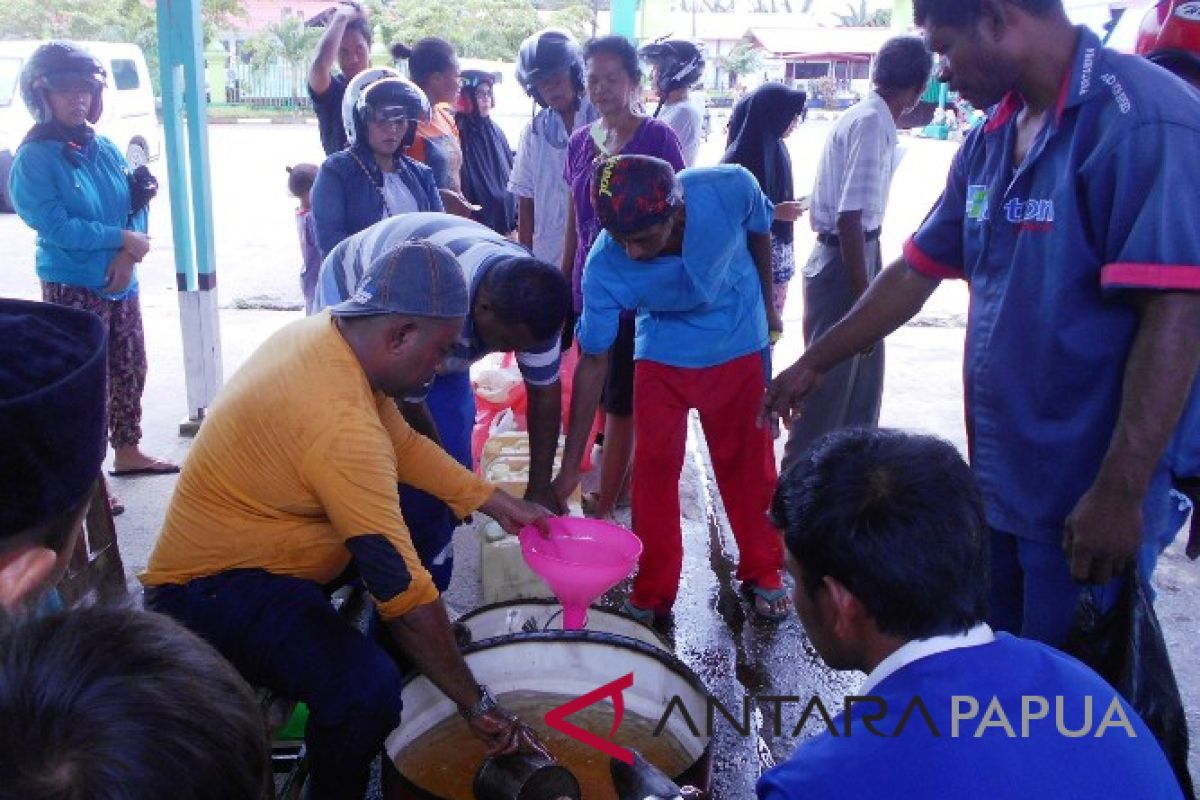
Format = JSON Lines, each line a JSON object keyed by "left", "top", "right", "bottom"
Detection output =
{"left": 0, "top": 40, "right": 159, "bottom": 212}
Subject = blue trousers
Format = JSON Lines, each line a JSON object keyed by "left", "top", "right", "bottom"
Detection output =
{"left": 401, "top": 370, "right": 475, "bottom": 591}
{"left": 987, "top": 466, "right": 1181, "bottom": 646}
{"left": 987, "top": 531, "right": 1126, "bottom": 647}
{"left": 146, "top": 570, "right": 403, "bottom": 800}
{"left": 988, "top": 483, "right": 1182, "bottom": 645}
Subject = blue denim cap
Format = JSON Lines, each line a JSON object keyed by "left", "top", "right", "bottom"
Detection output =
{"left": 330, "top": 239, "right": 468, "bottom": 319}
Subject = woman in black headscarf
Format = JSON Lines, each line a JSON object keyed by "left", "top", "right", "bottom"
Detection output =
{"left": 721, "top": 82, "right": 807, "bottom": 318}
{"left": 455, "top": 70, "right": 517, "bottom": 235}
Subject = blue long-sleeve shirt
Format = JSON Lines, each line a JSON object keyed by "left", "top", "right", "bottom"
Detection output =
{"left": 9, "top": 135, "right": 145, "bottom": 300}
{"left": 310, "top": 145, "right": 443, "bottom": 258}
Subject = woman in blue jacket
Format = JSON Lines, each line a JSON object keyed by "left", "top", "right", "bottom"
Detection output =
{"left": 311, "top": 70, "right": 443, "bottom": 257}
{"left": 9, "top": 42, "right": 177, "bottom": 514}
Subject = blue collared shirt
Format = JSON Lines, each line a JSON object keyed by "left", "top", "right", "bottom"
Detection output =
{"left": 904, "top": 28, "right": 1200, "bottom": 539}
{"left": 576, "top": 165, "right": 772, "bottom": 369}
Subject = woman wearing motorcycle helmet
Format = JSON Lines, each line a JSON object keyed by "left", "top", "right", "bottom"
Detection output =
{"left": 639, "top": 38, "right": 706, "bottom": 166}
{"left": 455, "top": 70, "right": 517, "bottom": 235}
{"left": 8, "top": 41, "right": 178, "bottom": 511}
{"left": 509, "top": 28, "right": 598, "bottom": 265}
{"left": 310, "top": 69, "right": 443, "bottom": 256}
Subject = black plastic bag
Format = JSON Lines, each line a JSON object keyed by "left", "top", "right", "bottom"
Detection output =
{"left": 1064, "top": 572, "right": 1195, "bottom": 799}
{"left": 126, "top": 164, "right": 158, "bottom": 219}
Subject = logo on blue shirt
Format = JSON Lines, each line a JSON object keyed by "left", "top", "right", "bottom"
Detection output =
{"left": 1003, "top": 197, "right": 1056, "bottom": 229}
{"left": 966, "top": 185, "right": 989, "bottom": 221}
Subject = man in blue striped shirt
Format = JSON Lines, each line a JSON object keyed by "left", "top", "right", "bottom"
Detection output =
{"left": 315, "top": 212, "right": 571, "bottom": 588}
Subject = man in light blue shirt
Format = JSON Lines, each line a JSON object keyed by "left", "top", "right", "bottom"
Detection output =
{"left": 552, "top": 155, "right": 789, "bottom": 623}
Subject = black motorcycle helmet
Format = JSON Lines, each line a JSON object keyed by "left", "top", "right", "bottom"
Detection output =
{"left": 515, "top": 28, "right": 584, "bottom": 108}
{"left": 20, "top": 41, "right": 107, "bottom": 125}
{"left": 344, "top": 71, "right": 430, "bottom": 150}
{"left": 639, "top": 38, "right": 705, "bottom": 96}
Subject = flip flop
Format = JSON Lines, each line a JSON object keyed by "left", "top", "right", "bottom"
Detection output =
{"left": 620, "top": 598, "right": 664, "bottom": 627}
{"left": 108, "top": 461, "right": 180, "bottom": 476}
{"left": 741, "top": 582, "right": 791, "bottom": 623}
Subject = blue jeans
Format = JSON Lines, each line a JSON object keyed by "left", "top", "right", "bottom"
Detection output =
{"left": 146, "top": 570, "right": 403, "bottom": 800}
{"left": 401, "top": 370, "right": 475, "bottom": 591}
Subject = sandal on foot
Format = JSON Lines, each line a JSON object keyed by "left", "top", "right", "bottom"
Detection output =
{"left": 620, "top": 598, "right": 657, "bottom": 625}
{"left": 107, "top": 491, "right": 125, "bottom": 517}
{"left": 741, "top": 583, "right": 791, "bottom": 622}
{"left": 109, "top": 456, "right": 180, "bottom": 476}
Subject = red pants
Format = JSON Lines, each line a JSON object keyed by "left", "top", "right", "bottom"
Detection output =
{"left": 631, "top": 353, "right": 784, "bottom": 613}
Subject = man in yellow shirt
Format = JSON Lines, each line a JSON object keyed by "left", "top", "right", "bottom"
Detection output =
{"left": 142, "top": 240, "right": 549, "bottom": 800}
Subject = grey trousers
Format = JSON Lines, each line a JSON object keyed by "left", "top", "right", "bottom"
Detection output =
{"left": 782, "top": 239, "right": 885, "bottom": 472}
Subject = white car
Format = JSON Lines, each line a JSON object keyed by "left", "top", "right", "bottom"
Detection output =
{"left": 0, "top": 40, "right": 159, "bottom": 212}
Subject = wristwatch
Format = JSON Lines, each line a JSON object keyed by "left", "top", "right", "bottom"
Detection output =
{"left": 460, "top": 684, "right": 498, "bottom": 720}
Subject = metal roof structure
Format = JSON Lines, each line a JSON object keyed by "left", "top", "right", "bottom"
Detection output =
{"left": 747, "top": 25, "right": 895, "bottom": 61}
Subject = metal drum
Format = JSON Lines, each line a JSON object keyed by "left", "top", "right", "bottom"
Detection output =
{"left": 385, "top": 630, "right": 712, "bottom": 799}
{"left": 455, "top": 599, "right": 670, "bottom": 651}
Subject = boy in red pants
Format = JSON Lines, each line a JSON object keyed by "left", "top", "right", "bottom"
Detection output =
{"left": 552, "top": 154, "right": 788, "bottom": 623}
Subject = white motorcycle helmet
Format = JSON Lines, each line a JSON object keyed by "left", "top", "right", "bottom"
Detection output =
{"left": 340, "top": 67, "right": 430, "bottom": 149}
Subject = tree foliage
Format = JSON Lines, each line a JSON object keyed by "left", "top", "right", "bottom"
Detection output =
{"left": 0, "top": 0, "right": 246, "bottom": 42}
{"left": 719, "top": 40, "right": 764, "bottom": 87}
{"left": 545, "top": 3, "right": 595, "bottom": 45}
{"left": 834, "top": 0, "right": 891, "bottom": 27}
{"left": 242, "top": 16, "right": 320, "bottom": 104}
{"left": 245, "top": 17, "right": 319, "bottom": 74}
{"left": 0, "top": 0, "right": 248, "bottom": 93}
{"left": 371, "top": 0, "right": 588, "bottom": 61}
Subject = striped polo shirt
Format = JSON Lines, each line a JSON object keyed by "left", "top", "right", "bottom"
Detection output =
{"left": 314, "top": 212, "right": 562, "bottom": 395}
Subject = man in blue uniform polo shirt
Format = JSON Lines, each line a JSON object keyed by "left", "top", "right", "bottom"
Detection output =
{"left": 763, "top": 0, "right": 1200, "bottom": 646}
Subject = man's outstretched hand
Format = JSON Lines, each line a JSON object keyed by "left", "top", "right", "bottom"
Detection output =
{"left": 760, "top": 358, "right": 823, "bottom": 428}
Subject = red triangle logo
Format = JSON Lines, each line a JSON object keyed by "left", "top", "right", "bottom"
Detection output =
{"left": 543, "top": 672, "right": 635, "bottom": 765}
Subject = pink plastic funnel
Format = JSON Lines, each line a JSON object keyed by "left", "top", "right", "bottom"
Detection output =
{"left": 519, "top": 517, "right": 643, "bottom": 630}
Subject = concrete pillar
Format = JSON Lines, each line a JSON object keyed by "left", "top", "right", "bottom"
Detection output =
{"left": 611, "top": 0, "right": 637, "bottom": 38}
{"left": 157, "top": 0, "right": 224, "bottom": 434}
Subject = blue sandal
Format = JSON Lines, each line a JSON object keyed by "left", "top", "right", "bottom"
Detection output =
{"left": 742, "top": 583, "right": 791, "bottom": 623}
{"left": 620, "top": 598, "right": 657, "bottom": 625}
